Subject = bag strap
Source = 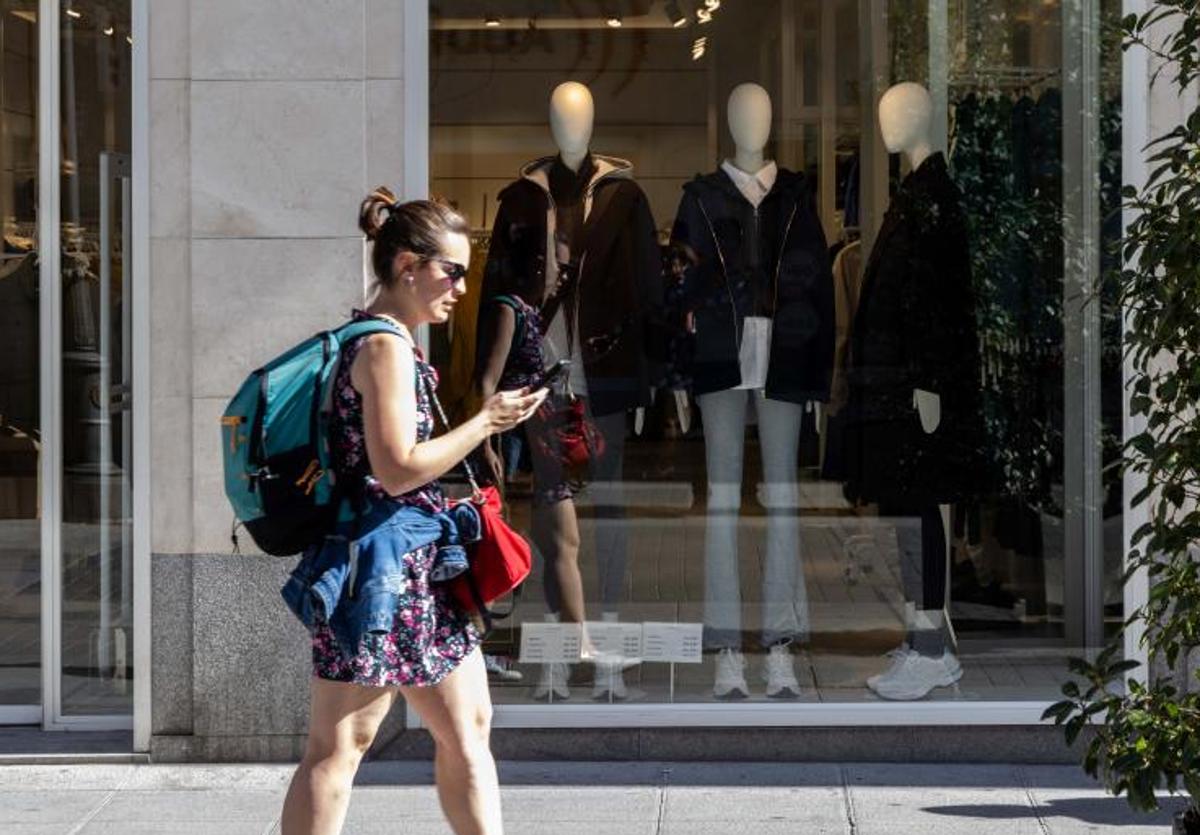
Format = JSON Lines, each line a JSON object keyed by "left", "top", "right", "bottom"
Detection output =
{"left": 421, "top": 371, "right": 482, "bottom": 496}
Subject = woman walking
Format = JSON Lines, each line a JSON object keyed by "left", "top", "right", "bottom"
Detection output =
{"left": 280, "top": 189, "right": 546, "bottom": 835}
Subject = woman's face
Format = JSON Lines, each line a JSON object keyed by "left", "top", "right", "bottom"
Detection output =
{"left": 397, "top": 231, "right": 470, "bottom": 325}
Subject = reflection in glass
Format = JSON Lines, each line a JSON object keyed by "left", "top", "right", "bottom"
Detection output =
{"left": 430, "top": 0, "right": 1122, "bottom": 707}
{"left": 0, "top": 0, "right": 40, "bottom": 711}
{"left": 58, "top": 0, "right": 132, "bottom": 716}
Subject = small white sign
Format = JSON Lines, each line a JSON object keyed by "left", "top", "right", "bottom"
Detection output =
{"left": 518, "top": 622, "right": 583, "bottom": 664}
{"left": 583, "top": 621, "right": 644, "bottom": 660}
{"left": 641, "top": 622, "right": 704, "bottom": 664}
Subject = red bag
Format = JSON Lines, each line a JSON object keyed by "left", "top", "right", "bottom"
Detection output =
{"left": 422, "top": 374, "right": 532, "bottom": 630}
{"left": 451, "top": 485, "right": 531, "bottom": 616}
{"left": 532, "top": 393, "right": 605, "bottom": 475}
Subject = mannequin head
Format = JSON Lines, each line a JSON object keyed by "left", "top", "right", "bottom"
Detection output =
{"left": 549, "top": 81, "right": 595, "bottom": 162}
{"left": 726, "top": 83, "right": 772, "bottom": 154}
{"left": 878, "top": 82, "right": 933, "bottom": 156}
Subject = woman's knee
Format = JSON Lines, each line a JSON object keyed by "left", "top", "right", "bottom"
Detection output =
{"left": 434, "top": 706, "right": 494, "bottom": 762}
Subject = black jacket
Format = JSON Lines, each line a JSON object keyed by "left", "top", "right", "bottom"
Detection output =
{"left": 842, "top": 153, "right": 985, "bottom": 505}
{"left": 669, "top": 166, "right": 834, "bottom": 403}
{"left": 480, "top": 155, "right": 664, "bottom": 417}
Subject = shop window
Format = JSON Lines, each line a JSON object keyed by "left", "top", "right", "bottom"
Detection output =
{"left": 430, "top": 0, "right": 1124, "bottom": 708}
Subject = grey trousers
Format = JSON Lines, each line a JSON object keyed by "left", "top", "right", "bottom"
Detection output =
{"left": 697, "top": 388, "right": 810, "bottom": 650}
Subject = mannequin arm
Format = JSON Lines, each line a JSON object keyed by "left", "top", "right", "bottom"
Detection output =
{"left": 913, "top": 388, "right": 941, "bottom": 433}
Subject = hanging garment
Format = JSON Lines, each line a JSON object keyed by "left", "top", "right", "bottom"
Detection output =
{"left": 480, "top": 154, "right": 664, "bottom": 417}
{"left": 842, "top": 152, "right": 985, "bottom": 505}
{"left": 827, "top": 239, "right": 864, "bottom": 416}
{"left": 668, "top": 165, "right": 834, "bottom": 403}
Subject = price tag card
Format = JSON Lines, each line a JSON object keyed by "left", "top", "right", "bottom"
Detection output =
{"left": 583, "top": 621, "right": 644, "bottom": 660}
{"left": 641, "top": 622, "right": 703, "bottom": 664}
{"left": 519, "top": 622, "right": 583, "bottom": 664}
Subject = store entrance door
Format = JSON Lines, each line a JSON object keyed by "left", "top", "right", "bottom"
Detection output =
{"left": 0, "top": 0, "right": 135, "bottom": 731}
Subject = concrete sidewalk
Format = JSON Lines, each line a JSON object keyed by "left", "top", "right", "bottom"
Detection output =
{"left": 0, "top": 760, "right": 1187, "bottom": 834}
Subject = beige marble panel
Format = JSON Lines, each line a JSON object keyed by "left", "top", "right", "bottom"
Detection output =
{"left": 365, "top": 0, "right": 405, "bottom": 79}
{"left": 149, "top": 0, "right": 189, "bottom": 80}
{"left": 192, "top": 396, "right": 237, "bottom": 555}
{"left": 365, "top": 79, "right": 404, "bottom": 192}
{"left": 190, "top": 81, "right": 365, "bottom": 238}
{"left": 150, "top": 80, "right": 190, "bottom": 240}
{"left": 189, "top": 236, "right": 363, "bottom": 399}
{"left": 150, "top": 237, "right": 191, "bottom": 401}
{"left": 190, "top": 0, "right": 364, "bottom": 81}
{"left": 151, "top": 396, "right": 193, "bottom": 555}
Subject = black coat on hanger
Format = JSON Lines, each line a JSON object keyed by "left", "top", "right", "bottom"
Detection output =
{"left": 842, "top": 152, "right": 985, "bottom": 505}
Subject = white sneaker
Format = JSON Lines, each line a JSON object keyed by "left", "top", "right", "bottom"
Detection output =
{"left": 867, "top": 649, "right": 963, "bottom": 700}
{"left": 713, "top": 649, "right": 749, "bottom": 700}
{"left": 763, "top": 643, "right": 803, "bottom": 699}
{"left": 591, "top": 659, "right": 629, "bottom": 701}
{"left": 532, "top": 662, "right": 570, "bottom": 701}
{"left": 866, "top": 644, "right": 911, "bottom": 690}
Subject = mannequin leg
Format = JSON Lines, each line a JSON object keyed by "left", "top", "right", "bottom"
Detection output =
{"left": 754, "top": 392, "right": 808, "bottom": 648}
{"left": 879, "top": 501, "right": 948, "bottom": 656}
{"left": 589, "top": 408, "right": 628, "bottom": 615}
{"left": 696, "top": 389, "right": 748, "bottom": 650}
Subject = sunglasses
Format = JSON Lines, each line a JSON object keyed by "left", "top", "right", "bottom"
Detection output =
{"left": 428, "top": 258, "right": 468, "bottom": 283}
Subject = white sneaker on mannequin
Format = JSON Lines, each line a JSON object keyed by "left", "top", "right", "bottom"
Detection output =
{"left": 866, "top": 644, "right": 910, "bottom": 690}
{"left": 532, "top": 662, "right": 571, "bottom": 701}
{"left": 591, "top": 612, "right": 635, "bottom": 701}
{"left": 867, "top": 649, "right": 962, "bottom": 700}
{"left": 763, "top": 643, "right": 802, "bottom": 699}
{"left": 713, "top": 648, "right": 749, "bottom": 700}
{"left": 532, "top": 613, "right": 570, "bottom": 701}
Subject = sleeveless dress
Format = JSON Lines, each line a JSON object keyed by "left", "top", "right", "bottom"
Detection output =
{"left": 309, "top": 311, "right": 481, "bottom": 688}
{"left": 485, "top": 295, "right": 575, "bottom": 506}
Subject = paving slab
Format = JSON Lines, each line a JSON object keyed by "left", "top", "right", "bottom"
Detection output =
{"left": 88, "top": 789, "right": 285, "bottom": 824}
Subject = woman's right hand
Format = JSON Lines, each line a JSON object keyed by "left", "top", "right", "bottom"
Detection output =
{"left": 479, "top": 387, "right": 547, "bottom": 436}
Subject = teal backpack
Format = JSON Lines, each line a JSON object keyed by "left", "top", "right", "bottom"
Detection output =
{"left": 220, "top": 318, "right": 403, "bottom": 555}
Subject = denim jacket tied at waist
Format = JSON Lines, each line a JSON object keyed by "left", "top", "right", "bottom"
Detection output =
{"left": 279, "top": 499, "right": 481, "bottom": 654}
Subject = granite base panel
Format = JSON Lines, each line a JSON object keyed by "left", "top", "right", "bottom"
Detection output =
{"left": 150, "top": 726, "right": 1093, "bottom": 764}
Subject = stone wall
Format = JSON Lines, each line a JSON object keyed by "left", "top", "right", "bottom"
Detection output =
{"left": 147, "top": 0, "right": 409, "bottom": 755}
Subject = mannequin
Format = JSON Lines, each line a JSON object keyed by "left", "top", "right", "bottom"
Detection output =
{"left": 477, "top": 80, "right": 661, "bottom": 702}
{"left": 670, "top": 83, "right": 835, "bottom": 700}
{"left": 843, "top": 81, "right": 984, "bottom": 701}
{"left": 878, "top": 82, "right": 941, "bottom": 433}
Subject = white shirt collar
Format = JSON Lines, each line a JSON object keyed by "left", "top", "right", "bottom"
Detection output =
{"left": 720, "top": 159, "right": 778, "bottom": 208}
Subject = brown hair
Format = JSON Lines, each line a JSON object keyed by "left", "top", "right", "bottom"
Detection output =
{"left": 358, "top": 187, "right": 470, "bottom": 288}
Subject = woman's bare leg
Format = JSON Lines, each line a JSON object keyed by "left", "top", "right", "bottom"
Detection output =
{"left": 281, "top": 677, "right": 398, "bottom": 835}
{"left": 532, "top": 498, "right": 586, "bottom": 625}
{"left": 402, "top": 647, "right": 503, "bottom": 835}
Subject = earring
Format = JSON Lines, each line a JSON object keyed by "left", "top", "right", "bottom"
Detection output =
{"left": 405, "top": 274, "right": 414, "bottom": 284}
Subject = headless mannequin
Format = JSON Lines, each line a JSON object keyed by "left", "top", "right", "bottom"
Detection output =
{"left": 695, "top": 84, "right": 810, "bottom": 692}
{"left": 874, "top": 81, "right": 953, "bottom": 660}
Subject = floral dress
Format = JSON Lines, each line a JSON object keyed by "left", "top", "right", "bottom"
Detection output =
{"left": 309, "top": 310, "right": 481, "bottom": 688}
{"left": 485, "top": 295, "right": 575, "bottom": 506}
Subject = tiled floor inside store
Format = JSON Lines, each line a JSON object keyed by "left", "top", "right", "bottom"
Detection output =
{"left": 479, "top": 433, "right": 1084, "bottom": 706}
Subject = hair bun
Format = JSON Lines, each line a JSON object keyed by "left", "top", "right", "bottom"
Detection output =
{"left": 358, "top": 186, "right": 399, "bottom": 241}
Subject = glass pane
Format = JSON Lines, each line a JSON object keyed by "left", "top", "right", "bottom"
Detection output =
{"left": 58, "top": 0, "right": 132, "bottom": 716}
{"left": 428, "top": 0, "right": 1121, "bottom": 707}
{"left": 0, "top": 0, "right": 40, "bottom": 711}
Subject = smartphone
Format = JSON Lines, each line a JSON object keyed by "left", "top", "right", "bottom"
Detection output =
{"left": 532, "top": 359, "right": 571, "bottom": 390}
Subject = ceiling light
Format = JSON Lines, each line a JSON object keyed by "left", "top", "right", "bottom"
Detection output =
{"left": 691, "top": 36, "right": 707, "bottom": 60}
{"left": 666, "top": 0, "right": 687, "bottom": 27}
{"left": 697, "top": 8, "right": 712, "bottom": 23}
{"left": 483, "top": 15, "right": 501, "bottom": 27}
{"left": 126, "top": 35, "right": 132, "bottom": 45}
{"left": 704, "top": 0, "right": 721, "bottom": 9}
{"left": 103, "top": 26, "right": 114, "bottom": 36}
{"left": 65, "top": 7, "right": 81, "bottom": 19}
{"left": 606, "top": 16, "right": 623, "bottom": 27}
